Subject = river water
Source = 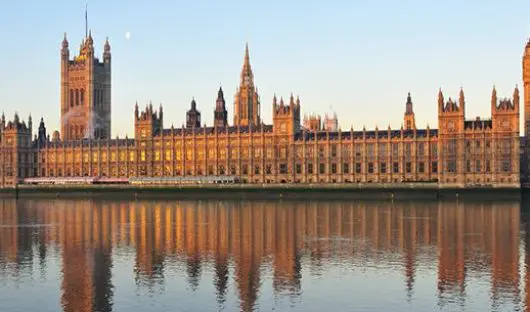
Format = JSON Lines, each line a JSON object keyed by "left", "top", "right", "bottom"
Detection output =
{"left": 0, "top": 198, "right": 528, "bottom": 312}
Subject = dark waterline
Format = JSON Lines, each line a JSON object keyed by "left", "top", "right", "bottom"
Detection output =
{"left": 0, "top": 198, "right": 528, "bottom": 312}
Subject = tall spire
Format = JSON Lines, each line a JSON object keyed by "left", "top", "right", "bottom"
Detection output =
{"left": 240, "top": 43, "right": 253, "bottom": 86}
{"left": 85, "top": 0, "right": 88, "bottom": 39}
{"left": 234, "top": 43, "right": 260, "bottom": 127}
{"left": 244, "top": 42, "right": 250, "bottom": 66}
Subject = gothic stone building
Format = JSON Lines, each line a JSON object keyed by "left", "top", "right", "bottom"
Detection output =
{"left": 0, "top": 33, "right": 527, "bottom": 188}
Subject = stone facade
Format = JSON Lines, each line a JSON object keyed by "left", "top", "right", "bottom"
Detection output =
{"left": 60, "top": 32, "right": 111, "bottom": 141}
{"left": 0, "top": 34, "right": 526, "bottom": 188}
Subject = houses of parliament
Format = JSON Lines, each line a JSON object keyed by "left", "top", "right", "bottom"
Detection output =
{"left": 0, "top": 27, "right": 528, "bottom": 188}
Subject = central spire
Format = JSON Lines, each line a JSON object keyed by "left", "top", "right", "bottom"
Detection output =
{"left": 240, "top": 42, "right": 253, "bottom": 87}
{"left": 234, "top": 43, "right": 260, "bottom": 127}
{"left": 244, "top": 42, "right": 250, "bottom": 66}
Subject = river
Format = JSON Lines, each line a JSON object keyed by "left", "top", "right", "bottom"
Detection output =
{"left": 0, "top": 198, "right": 527, "bottom": 311}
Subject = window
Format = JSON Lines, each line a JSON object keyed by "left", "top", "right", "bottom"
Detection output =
{"left": 355, "top": 145, "right": 361, "bottom": 157}
{"left": 486, "top": 160, "right": 491, "bottom": 172}
{"left": 319, "top": 147, "right": 325, "bottom": 159}
{"left": 219, "top": 165, "right": 225, "bottom": 175}
{"left": 466, "top": 160, "right": 471, "bottom": 172}
{"left": 393, "top": 162, "right": 399, "bottom": 173}
{"left": 368, "top": 163, "right": 374, "bottom": 174}
{"left": 475, "top": 160, "right": 481, "bottom": 172}
{"left": 502, "top": 160, "right": 511, "bottom": 172}
{"left": 355, "top": 163, "right": 361, "bottom": 174}
{"left": 379, "top": 144, "right": 387, "bottom": 157}
{"left": 279, "top": 164, "right": 287, "bottom": 174}
{"left": 279, "top": 147, "right": 287, "bottom": 159}
{"left": 418, "top": 143, "right": 424, "bottom": 156}
{"left": 296, "top": 164, "right": 302, "bottom": 174}
{"left": 405, "top": 143, "right": 412, "bottom": 158}
{"left": 242, "top": 164, "right": 248, "bottom": 175}
{"left": 254, "top": 165, "right": 260, "bottom": 175}
{"left": 307, "top": 163, "right": 313, "bottom": 174}
{"left": 447, "top": 161, "right": 456, "bottom": 173}
{"left": 343, "top": 163, "right": 349, "bottom": 174}
{"left": 230, "top": 165, "right": 236, "bottom": 175}
{"left": 331, "top": 163, "right": 337, "bottom": 174}
{"left": 266, "top": 164, "right": 272, "bottom": 174}
{"left": 392, "top": 144, "right": 399, "bottom": 158}
{"left": 380, "top": 162, "right": 386, "bottom": 174}
{"left": 208, "top": 165, "right": 214, "bottom": 175}
{"left": 418, "top": 162, "right": 424, "bottom": 173}
{"left": 319, "top": 163, "right": 325, "bottom": 174}
{"left": 406, "top": 162, "right": 412, "bottom": 173}
{"left": 331, "top": 145, "right": 337, "bottom": 158}
{"left": 367, "top": 144, "right": 374, "bottom": 157}
{"left": 432, "top": 161, "right": 438, "bottom": 173}
{"left": 430, "top": 143, "right": 437, "bottom": 156}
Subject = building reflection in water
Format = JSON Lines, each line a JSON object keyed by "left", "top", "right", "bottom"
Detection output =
{"left": 0, "top": 198, "right": 526, "bottom": 311}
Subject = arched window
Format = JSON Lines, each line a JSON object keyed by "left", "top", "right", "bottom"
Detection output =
{"left": 70, "top": 90, "right": 74, "bottom": 107}
{"left": 75, "top": 89, "right": 79, "bottom": 106}
{"left": 80, "top": 89, "right": 84, "bottom": 106}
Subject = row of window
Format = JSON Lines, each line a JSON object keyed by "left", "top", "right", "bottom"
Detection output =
{"left": 446, "top": 159, "right": 512, "bottom": 173}
{"left": 43, "top": 161, "right": 440, "bottom": 178}
{"left": 68, "top": 89, "right": 105, "bottom": 108}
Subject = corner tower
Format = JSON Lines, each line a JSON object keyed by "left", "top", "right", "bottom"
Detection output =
{"left": 234, "top": 44, "right": 260, "bottom": 127}
{"left": 60, "top": 18, "right": 111, "bottom": 141}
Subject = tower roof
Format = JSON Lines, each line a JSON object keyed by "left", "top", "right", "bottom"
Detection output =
{"left": 62, "top": 32, "right": 69, "bottom": 49}
{"left": 240, "top": 43, "right": 254, "bottom": 86}
{"left": 405, "top": 92, "right": 413, "bottom": 114}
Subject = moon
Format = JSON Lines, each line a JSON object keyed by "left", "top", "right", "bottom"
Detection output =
{"left": 125, "top": 32, "right": 131, "bottom": 40}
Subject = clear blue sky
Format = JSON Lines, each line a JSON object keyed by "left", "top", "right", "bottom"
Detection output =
{"left": 1, "top": 0, "right": 529, "bottom": 137}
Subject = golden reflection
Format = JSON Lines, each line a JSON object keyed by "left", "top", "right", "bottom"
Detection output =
{"left": 0, "top": 199, "right": 524, "bottom": 312}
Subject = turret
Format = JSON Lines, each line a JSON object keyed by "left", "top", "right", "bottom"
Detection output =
{"left": 186, "top": 98, "right": 201, "bottom": 128}
{"left": 214, "top": 86, "right": 228, "bottom": 128}
{"left": 38, "top": 117, "right": 47, "bottom": 147}
{"left": 103, "top": 37, "right": 111, "bottom": 64}
{"left": 404, "top": 92, "right": 415, "bottom": 130}
{"left": 273, "top": 93, "right": 301, "bottom": 134}
{"left": 438, "top": 88, "right": 444, "bottom": 113}
{"left": 514, "top": 85, "right": 520, "bottom": 109}
{"left": 28, "top": 114, "right": 32, "bottom": 137}
{"left": 61, "top": 33, "right": 69, "bottom": 60}
{"left": 459, "top": 87, "right": 466, "bottom": 112}
{"left": 134, "top": 101, "right": 163, "bottom": 138}
{"left": 491, "top": 86, "right": 497, "bottom": 110}
{"left": 85, "top": 30, "right": 94, "bottom": 54}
